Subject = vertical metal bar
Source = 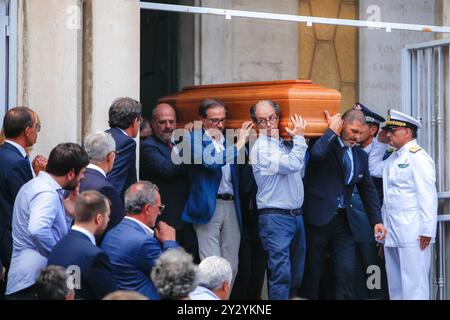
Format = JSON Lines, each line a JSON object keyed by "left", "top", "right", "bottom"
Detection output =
{"left": 412, "top": 50, "right": 418, "bottom": 116}
{"left": 427, "top": 48, "right": 434, "bottom": 157}
{"left": 0, "top": 0, "right": 7, "bottom": 120}
{"left": 417, "top": 50, "right": 422, "bottom": 125}
{"left": 439, "top": 222, "right": 446, "bottom": 300}
{"left": 438, "top": 46, "right": 444, "bottom": 193}
{"left": 401, "top": 48, "right": 412, "bottom": 113}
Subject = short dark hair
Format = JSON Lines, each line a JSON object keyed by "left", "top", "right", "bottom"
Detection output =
{"left": 108, "top": 97, "right": 142, "bottom": 129}
{"left": 198, "top": 99, "right": 227, "bottom": 118}
{"left": 37, "top": 265, "right": 71, "bottom": 300}
{"left": 250, "top": 100, "right": 281, "bottom": 122}
{"left": 342, "top": 108, "right": 366, "bottom": 124}
{"left": 74, "top": 190, "right": 109, "bottom": 223}
{"left": 45, "top": 143, "right": 89, "bottom": 176}
{"left": 3, "top": 107, "right": 34, "bottom": 138}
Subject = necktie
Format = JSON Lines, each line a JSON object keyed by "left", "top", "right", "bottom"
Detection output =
{"left": 342, "top": 147, "right": 352, "bottom": 185}
{"left": 383, "top": 149, "right": 394, "bottom": 160}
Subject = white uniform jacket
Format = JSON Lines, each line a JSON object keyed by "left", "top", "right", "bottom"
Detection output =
{"left": 382, "top": 139, "right": 438, "bottom": 247}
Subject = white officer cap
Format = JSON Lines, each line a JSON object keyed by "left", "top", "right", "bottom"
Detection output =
{"left": 382, "top": 109, "right": 422, "bottom": 130}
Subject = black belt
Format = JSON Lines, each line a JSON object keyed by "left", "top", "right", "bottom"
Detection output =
{"left": 336, "top": 207, "right": 346, "bottom": 215}
{"left": 258, "top": 208, "right": 303, "bottom": 216}
{"left": 217, "top": 193, "right": 234, "bottom": 201}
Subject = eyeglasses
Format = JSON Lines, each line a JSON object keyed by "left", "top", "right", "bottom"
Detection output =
{"left": 157, "top": 204, "right": 165, "bottom": 212}
{"left": 206, "top": 117, "right": 226, "bottom": 125}
{"left": 256, "top": 114, "right": 278, "bottom": 126}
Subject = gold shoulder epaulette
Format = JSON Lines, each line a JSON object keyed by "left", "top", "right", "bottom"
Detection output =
{"left": 409, "top": 145, "right": 422, "bottom": 153}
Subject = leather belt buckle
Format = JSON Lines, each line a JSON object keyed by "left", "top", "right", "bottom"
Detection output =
{"left": 217, "top": 193, "right": 234, "bottom": 201}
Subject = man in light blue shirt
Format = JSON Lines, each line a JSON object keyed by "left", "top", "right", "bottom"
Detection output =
{"left": 250, "top": 100, "right": 308, "bottom": 300}
{"left": 6, "top": 143, "right": 89, "bottom": 299}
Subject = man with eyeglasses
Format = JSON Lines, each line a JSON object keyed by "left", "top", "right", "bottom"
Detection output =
{"left": 101, "top": 181, "right": 178, "bottom": 300}
{"left": 249, "top": 100, "right": 308, "bottom": 300}
{"left": 181, "top": 99, "right": 253, "bottom": 285}
{"left": 375, "top": 109, "right": 437, "bottom": 300}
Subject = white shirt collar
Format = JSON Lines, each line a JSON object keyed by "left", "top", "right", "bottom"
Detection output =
{"left": 396, "top": 139, "right": 417, "bottom": 156}
{"left": 204, "top": 129, "right": 225, "bottom": 152}
{"left": 87, "top": 163, "right": 107, "bottom": 178}
{"left": 72, "top": 225, "right": 96, "bottom": 245}
{"left": 124, "top": 216, "right": 154, "bottom": 237}
{"left": 363, "top": 141, "right": 373, "bottom": 154}
{"left": 118, "top": 128, "right": 129, "bottom": 137}
{"left": 5, "top": 140, "right": 27, "bottom": 158}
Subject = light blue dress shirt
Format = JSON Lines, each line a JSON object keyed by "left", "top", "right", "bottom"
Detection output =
{"left": 6, "top": 171, "right": 72, "bottom": 295}
{"left": 251, "top": 134, "right": 308, "bottom": 210}
{"left": 337, "top": 138, "right": 354, "bottom": 208}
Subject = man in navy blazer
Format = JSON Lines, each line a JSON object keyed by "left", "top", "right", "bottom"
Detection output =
{"left": 80, "top": 132, "right": 124, "bottom": 234}
{"left": 101, "top": 181, "right": 178, "bottom": 300}
{"left": 105, "top": 97, "right": 142, "bottom": 198}
{"left": 301, "top": 108, "right": 387, "bottom": 300}
{"left": 0, "top": 107, "right": 39, "bottom": 296}
{"left": 180, "top": 99, "right": 253, "bottom": 281}
{"left": 140, "top": 103, "right": 198, "bottom": 261}
{"left": 47, "top": 190, "right": 117, "bottom": 300}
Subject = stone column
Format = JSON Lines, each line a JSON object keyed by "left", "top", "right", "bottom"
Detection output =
{"left": 17, "top": 0, "right": 82, "bottom": 157}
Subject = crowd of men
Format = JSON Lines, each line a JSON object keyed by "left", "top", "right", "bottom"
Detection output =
{"left": 0, "top": 96, "right": 438, "bottom": 300}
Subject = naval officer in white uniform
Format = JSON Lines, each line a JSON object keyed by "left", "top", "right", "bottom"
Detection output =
{"left": 380, "top": 109, "right": 437, "bottom": 300}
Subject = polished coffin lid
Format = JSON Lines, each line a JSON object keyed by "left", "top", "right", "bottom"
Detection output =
{"left": 158, "top": 80, "right": 341, "bottom": 138}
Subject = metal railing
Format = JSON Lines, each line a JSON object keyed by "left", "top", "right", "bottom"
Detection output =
{"left": 403, "top": 40, "right": 450, "bottom": 300}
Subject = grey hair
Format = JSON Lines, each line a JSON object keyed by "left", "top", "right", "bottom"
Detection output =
{"left": 342, "top": 108, "right": 366, "bottom": 124}
{"left": 36, "top": 265, "right": 72, "bottom": 300}
{"left": 197, "top": 256, "right": 232, "bottom": 291}
{"left": 84, "top": 131, "right": 116, "bottom": 162}
{"left": 250, "top": 100, "right": 281, "bottom": 122}
{"left": 124, "top": 181, "right": 159, "bottom": 215}
{"left": 151, "top": 248, "right": 198, "bottom": 300}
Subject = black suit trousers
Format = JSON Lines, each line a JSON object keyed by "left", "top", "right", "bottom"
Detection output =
{"left": 301, "top": 213, "right": 356, "bottom": 300}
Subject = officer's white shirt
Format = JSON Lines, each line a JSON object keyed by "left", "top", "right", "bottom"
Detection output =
{"left": 367, "top": 139, "right": 388, "bottom": 178}
{"left": 382, "top": 139, "right": 438, "bottom": 247}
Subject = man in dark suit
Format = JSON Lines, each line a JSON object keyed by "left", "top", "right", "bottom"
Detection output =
{"left": 48, "top": 190, "right": 117, "bottom": 300}
{"left": 350, "top": 103, "right": 389, "bottom": 299}
{"left": 180, "top": 99, "right": 253, "bottom": 282}
{"left": 105, "top": 97, "right": 142, "bottom": 198}
{"left": 0, "top": 107, "right": 39, "bottom": 297}
{"left": 101, "top": 181, "right": 179, "bottom": 300}
{"left": 301, "top": 108, "right": 387, "bottom": 300}
{"left": 80, "top": 131, "right": 124, "bottom": 235}
{"left": 140, "top": 103, "right": 198, "bottom": 261}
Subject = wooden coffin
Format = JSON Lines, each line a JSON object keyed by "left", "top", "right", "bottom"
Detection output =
{"left": 158, "top": 80, "right": 341, "bottom": 138}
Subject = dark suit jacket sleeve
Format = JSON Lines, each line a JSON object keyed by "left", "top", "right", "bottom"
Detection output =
{"left": 99, "top": 185, "right": 124, "bottom": 229}
{"left": 141, "top": 143, "right": 184, "bottom": 179}
{"left": 309, "top": 128, "right": 339, "bottom": 161}
{"left": 356, "top": 159, "right": 383, "bottom": 227}
{"left": 86, "top": 252, "right": 118, "bottom": 299}
{"left": 7, "top": 159, "right": 33, "bottom": 199}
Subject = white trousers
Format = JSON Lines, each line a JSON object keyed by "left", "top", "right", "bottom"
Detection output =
{"left": 384, "top": 246, "right": 431, "bottom": 300}
{"left": 194, "top": 199, "right": 241, "bottom": 284}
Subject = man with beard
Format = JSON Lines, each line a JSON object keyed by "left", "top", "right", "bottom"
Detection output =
{"left": 5, "top": 143, "right": 89, "bottom": 299}
{"left": 140, "top": 103, "right": 198, "bottom": 261}
{"left": 301, "top": 108, "right": 387, "bottom": 300}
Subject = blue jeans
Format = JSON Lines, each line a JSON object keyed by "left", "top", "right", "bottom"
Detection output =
{"left": 258, "top": 212, "right": 306, "bottom": 300}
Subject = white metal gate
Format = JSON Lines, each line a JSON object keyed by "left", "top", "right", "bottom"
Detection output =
{"left": 402, "top": 39, "right": 450, "bottom": 300}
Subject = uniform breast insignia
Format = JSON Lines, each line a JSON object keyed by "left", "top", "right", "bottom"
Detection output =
{"left": 398, "top": 159, "right": 409, "bottom": 169}
{"left": 409, "top": 145, "right": 422, "bottom": 153}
